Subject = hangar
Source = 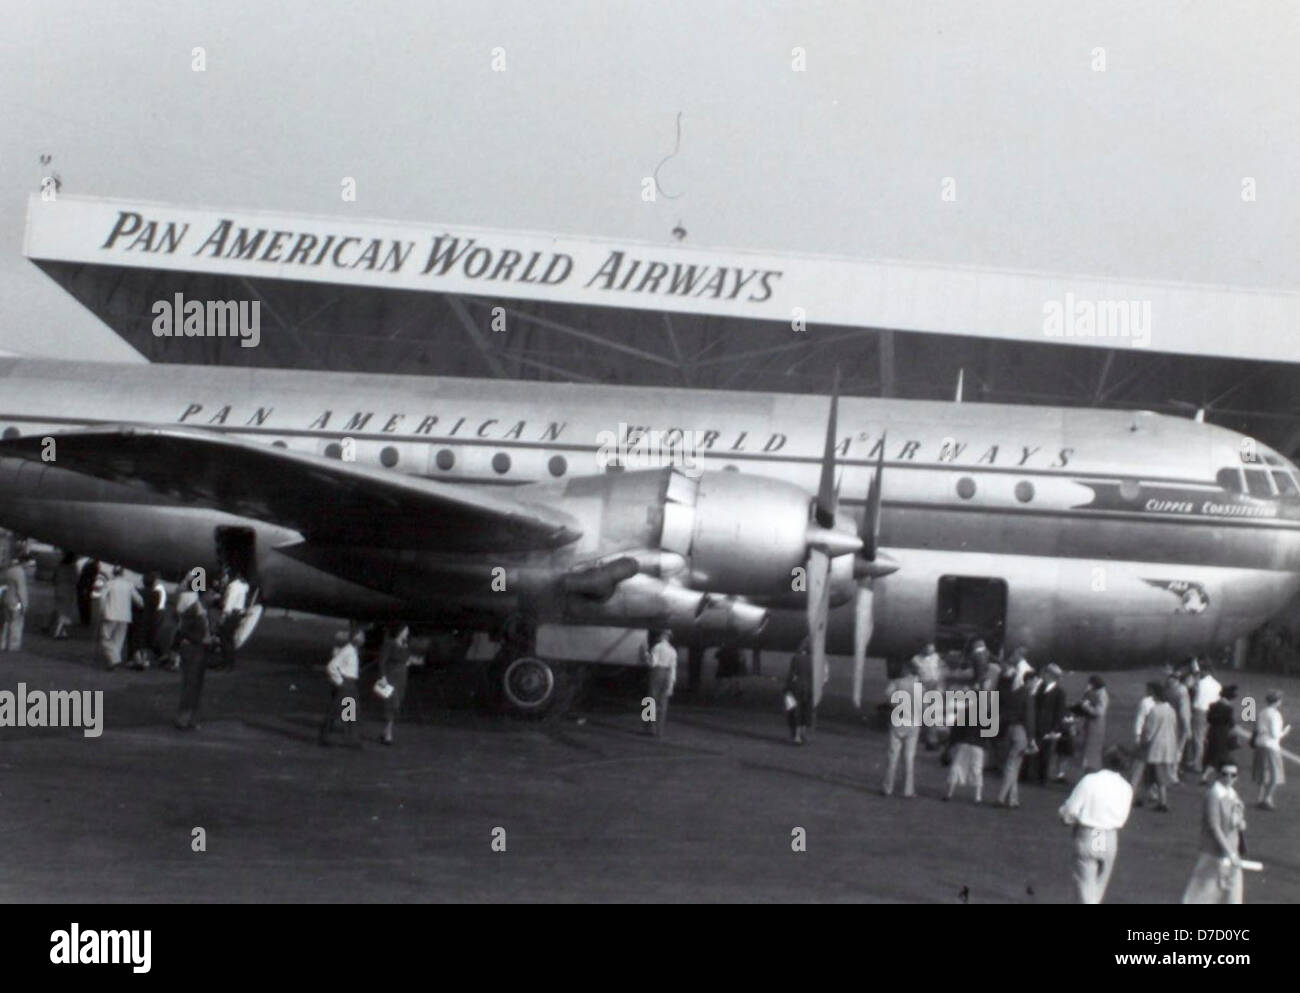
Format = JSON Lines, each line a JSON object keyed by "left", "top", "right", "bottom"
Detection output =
{"left": 22, "top": 193, "right": 1300, "bottom": 458}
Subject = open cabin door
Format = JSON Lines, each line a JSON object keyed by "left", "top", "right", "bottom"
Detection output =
{"left": 935, "top": 575, "right": 1008, "bottom": 657}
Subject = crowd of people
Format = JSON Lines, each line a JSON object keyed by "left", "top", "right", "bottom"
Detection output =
{"left": 66, "top": 559, "right": 252, "bottom": 679}
{"left": 0, "top": 538, "right": 255, "bottom": 730}
{"left": 1, "top": 528, "right": 1294, "bottom": 902}
{"left": 0, "top": 526, "right": 422, "bottom": 748}
{"left": 869, "top": 638, "right": 1290, "bottom": 903}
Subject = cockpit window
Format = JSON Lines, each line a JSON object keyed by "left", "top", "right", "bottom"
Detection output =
{"left": 1271, "top": 471, "right": 1299, "bottom": 497}
{"left": 1216, "top": 467, "right": 1244, "bottom": 493}
{"left": 1244, "top": 468, "right": 1275, "bottom": 498}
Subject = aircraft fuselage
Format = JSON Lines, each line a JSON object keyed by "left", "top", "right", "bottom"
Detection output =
{"left": 2, "top": 357, "right": 1298, "bottom": 669}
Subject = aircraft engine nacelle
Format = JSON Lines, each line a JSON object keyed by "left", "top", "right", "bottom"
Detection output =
{"left": 661, "top": 470, "right": 815, "bottom": 598}
{"left": 696, "top": 594, "right": 770, "bottom": 637}
{"left": 555, "top": 466, "right": 853, "bottom": 603}
{"left": 564, "top": 572, "right": 709, "bottom": 628}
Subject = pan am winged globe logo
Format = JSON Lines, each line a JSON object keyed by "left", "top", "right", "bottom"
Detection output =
{"left": 1143, "top": 579, "right": 1210, "bottom": 615}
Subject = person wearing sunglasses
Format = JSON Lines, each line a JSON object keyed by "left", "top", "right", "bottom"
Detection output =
{"left": 1182, "top": 762, "right": 1247, "bottom": 903}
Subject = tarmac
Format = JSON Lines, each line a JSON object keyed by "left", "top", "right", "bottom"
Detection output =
{"left": 1, "top": 587, "right": 1298, "bottom": 903}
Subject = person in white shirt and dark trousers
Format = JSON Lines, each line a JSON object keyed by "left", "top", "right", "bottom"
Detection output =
{"left": 216, "top": 571, "right": 250, "bottom": 670}
{"left": 645, "top": 629, "right": 677, "bottom": 738}
{"left": 320, "top": 630, "right": 364, "bottom": 748}
{"left": 1189, "top": 663, "right": 1222, "bottom": 773}
{"left": 1059, "top": 748, "right": 1134, "bottom": 903}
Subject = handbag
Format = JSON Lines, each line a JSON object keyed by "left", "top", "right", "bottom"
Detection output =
{"left": 373, "top": 676, "right": 395, "bottom": 700}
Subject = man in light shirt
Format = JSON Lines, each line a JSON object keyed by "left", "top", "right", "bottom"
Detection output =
{"left": 99, "top": 565, "right": 143, "bottom": 669}
{"left": 216, "top": 570, "right": 250, "bottom": 670}
{"left": 319, "top": 629, "right": 364, "bottom": 748}
{"left": 883, "top": 663, "right": 923, "bottom": 798}
{"left": 1190, "top": 663, "right": 1222, "bottom": 773}
{"left": 1059, "top": 749, "right": 1134, "bottom": 903}
{"left": 910, "top": 642, "right": 944, "bottom": 748}
{"left": 645, "top": 629, "right": 678, "bottom": 738}
{"left": 1008, "top": 646, "right": 1034, "bottom": 690}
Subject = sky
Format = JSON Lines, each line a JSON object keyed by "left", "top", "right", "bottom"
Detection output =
{"left": 2, "top": 0, "right": 1297, "bottom": 360}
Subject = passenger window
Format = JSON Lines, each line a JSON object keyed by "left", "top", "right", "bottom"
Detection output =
{"left": 1244, "top": 469, "right": 1275, "bottom": 498}
{"left": 1271, "top": 471, "right": 1299, "bottom": 497}
{"left": 1216, "top": 467, "right": 1243, "bottom": 493}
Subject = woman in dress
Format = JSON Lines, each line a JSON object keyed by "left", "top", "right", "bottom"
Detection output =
{"left": 1183, "top": 763, "right": 1247, "bottom": 904}
{"left": 1202, "top": 684, "right": 1241, "bottom": 781}
{"left": 49, "top": 550, "right": 79, "bottom": 639}
{"left": 1077, "top": 675, "right": 1109, "bottom": 774}
{"left": 1252, "top": 690, "right": 1291, "bottom": 810}
{"left": 378, "top": 623, "right": 412, "bottom": 746}
{"left": 1137, "top": 682, "right": 1179, "bottom": 811}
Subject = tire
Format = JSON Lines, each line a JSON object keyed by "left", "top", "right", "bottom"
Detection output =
{"left": 495, "top": 657, "right": 589, "bottom": 720}
{"left": 502, "top": 656, "right": 555, "bottom": 712}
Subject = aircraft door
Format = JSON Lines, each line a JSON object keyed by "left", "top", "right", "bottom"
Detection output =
{"left": 214, "top": 526, "right": 257, "bottom": 586}
{"left": 935, "top": 575, "right": 1008, "bottom": 656}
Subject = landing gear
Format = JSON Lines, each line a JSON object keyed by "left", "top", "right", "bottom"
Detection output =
{"left": 501, "top": 656, "right": 555, "bottom": 711}
{"left": 484, "top": 654, "right": 587, "bottom": 719}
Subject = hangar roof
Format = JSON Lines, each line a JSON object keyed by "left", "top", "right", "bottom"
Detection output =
{"left": 23, "top": 194, "right": 1300, "bottom": 454}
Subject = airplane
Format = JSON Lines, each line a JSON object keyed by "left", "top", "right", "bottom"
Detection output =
{"left": 1, "top": 355, "right": 1297, "bottom": 715}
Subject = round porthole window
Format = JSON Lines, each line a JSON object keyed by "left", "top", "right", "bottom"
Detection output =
{"left": 1015, "top": 480, "right": 1035, "bottom": 503}
{"left": 323, "top": 442, "right": 342, "bottom": 459}
{"left": 956, "top": 477, "right": 976, "bottom": 499}
{"left": 548, "top": 455, "right": 567, "bottom": 477}
{"left": 380, "top": 446, "right": 400, "bottom": 468}
{"left": 435, "top": 449, "right": 455, "bottom": 470}
{"left": 492, "top": 452, "right": 511, "bottom": 474}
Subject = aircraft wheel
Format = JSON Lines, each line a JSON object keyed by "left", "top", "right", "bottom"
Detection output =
{"left": 501, "top": 656, "right": 556, "bottom": 712}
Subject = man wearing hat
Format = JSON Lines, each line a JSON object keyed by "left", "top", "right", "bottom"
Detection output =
{"left": 996, "top": 664, "right": 1037, "bottom": 807}
{"left": 1032, "top": 663, "right": 1068, "bottom": 783}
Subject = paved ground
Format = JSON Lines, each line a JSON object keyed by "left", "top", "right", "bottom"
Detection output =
{"left": 1, "top": 591, "right": 1297, "bottom": 902}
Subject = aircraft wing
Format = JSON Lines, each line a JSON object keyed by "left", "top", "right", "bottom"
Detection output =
{"left": 0, "top": 424, "right": 581, "bottom": 552}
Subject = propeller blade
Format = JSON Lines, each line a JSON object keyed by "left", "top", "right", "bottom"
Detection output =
{"left": 814, "top": 369, "right": 841, "bottom": 528}
{"left": 860, "top": 431, "right": 885, "bottom": 561}
{"left": 807, "top": 547, "right": 832, "bottom": 707}
{"left": 851, "top": 585, "right": 874, "bottom": 709}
